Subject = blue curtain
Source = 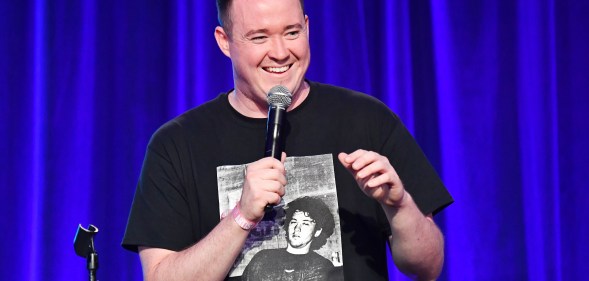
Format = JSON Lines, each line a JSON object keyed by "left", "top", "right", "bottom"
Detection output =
{"left": 1, "top": 0, "right": 587, "bottom": 280}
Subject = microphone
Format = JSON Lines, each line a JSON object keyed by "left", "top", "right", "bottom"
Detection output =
{"left": 264, "top": 85, "right": 292, "bottom": 160}
{"left": 263, "top": 85, "right": 291, "bottom": 211}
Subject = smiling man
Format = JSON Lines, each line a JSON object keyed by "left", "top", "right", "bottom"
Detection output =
{"left": 215, "top": 0, "right": 310, "bottom": 119}
{"left": 122, "top": 0, "right": 453, "bottom": 280}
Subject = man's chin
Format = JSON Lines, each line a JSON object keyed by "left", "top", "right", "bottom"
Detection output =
{"left": 262, "top": 80, "right": 294, "bottom": 92}
{"left": 288, "top": 240, "right": 305, "bottom": 247}
{"left": 261, "top": 75, "right": 303, "bottom": 93}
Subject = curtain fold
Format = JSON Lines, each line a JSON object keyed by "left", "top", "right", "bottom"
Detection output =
{"left": 1, "top": 0, "right": 587, "bottom": 280}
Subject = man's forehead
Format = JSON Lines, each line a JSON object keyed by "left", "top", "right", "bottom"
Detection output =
{"left": 229, "top": 0, "right": 304, "bottom": 29}
{"left": 230, "top": 0, "right": 303, "bottom": 12}
{"left": 293, "top": 210, "right": 313, "bottom": 220}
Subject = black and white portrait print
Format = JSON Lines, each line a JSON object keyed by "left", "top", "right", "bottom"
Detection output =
{"left": 217, "top": 154, "right": 344, "bottom": 280}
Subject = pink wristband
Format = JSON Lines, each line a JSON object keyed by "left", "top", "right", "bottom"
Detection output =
{"left": 230, "top": 201, "right": 258, "bottom": 230}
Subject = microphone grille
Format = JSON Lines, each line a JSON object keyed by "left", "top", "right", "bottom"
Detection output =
{"left": 267, "top": 85, "right": 292, "bottom": 108}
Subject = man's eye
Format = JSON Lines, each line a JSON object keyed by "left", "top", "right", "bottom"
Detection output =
{"left": 250, "top": 36, "right": 267, "bottom": 43}
{"left": 285, "top": 31, "right": 300, "bottom": 39}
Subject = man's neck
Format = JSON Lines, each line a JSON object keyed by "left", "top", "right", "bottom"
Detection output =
{"left": 286, "top": 244, "right": 311, "bottom": 255}
{"left": 228, "top": 81, "right": 310, "bottom": 118}
{"left": 228, "top": 90, "right": 268, "bottom": 118}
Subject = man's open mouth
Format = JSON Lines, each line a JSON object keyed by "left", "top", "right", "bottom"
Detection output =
{"left": 263, "top": 64, "right": 292, "bottom": 74}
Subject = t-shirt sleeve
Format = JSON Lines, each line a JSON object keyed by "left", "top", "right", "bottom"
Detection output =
{"left": 122, "top": 122, "right": 195, "bottom": 252}
{"left": 379, "top": 112, "right": 454, "bottom": 216}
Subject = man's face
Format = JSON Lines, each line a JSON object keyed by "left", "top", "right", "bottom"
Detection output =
{"left": 287, "top": 210, "right": 319, "bottom": 249}
{"left": 221, "top": 0, "right": 310, "bottom": 106}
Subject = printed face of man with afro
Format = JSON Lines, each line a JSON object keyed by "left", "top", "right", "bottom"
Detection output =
{"left": 287, "top": 210, "right": 322, "bottom": 251}
{"left": 283, "top": 196, "right": 335, "bottom": 254}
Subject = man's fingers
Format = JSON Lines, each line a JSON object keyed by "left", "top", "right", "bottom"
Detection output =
{"left": 257, "top": 180, "right": 286, "bottom": 196}
{"left": 246, "top": 156, "right": 286, "bottom": 175}
{"left": 246, "top": 169, "right": 287, "bottom": 185}
{"left": 339, "top": 150, "right": 385, "bottom": 171}
{"left": 364, "top": 173, "right": 393, "bottom": 188}
{"left": 267, "top": 193, "right": 283, "bottom": 206}
{"left": 340, "top": 150, "right": 398, "bottom": 187}
{"left": 338, "top": 152, "right": 352, "bottom": 170}
{"left": 341, "top": 149, "right": 366, "bottom": 165}
{"left": 340, "top": 149, "right": 384, "bottom": 171}
{"left": 339, "top": 150, "right": 406, "bottom": 207}
{"left": 356, "top": 161, "right": 387, "bottom": 179}
{"left": 240, "top": 155, "right": 289, "bottom": 219}
{"left": 352, "top": 151, "right": 385, "bottom": 171}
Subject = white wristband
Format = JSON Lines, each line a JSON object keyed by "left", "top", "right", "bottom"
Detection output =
{"left": 227, "top": 201, "right": 258, "bottom": 230}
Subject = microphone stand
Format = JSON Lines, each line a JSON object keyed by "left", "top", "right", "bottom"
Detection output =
{"left": 74, "top": 224, "right": 99, "bottom": 281}
{"left": 87, "top": 247, "right": 98, "bottom": 281}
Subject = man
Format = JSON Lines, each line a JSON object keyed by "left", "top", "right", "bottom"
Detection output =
{"left": 122, "top": 0, "right": 453, "bottom": 280}
{"left": 242, "top": 196, "right": 341, "bottom": 281}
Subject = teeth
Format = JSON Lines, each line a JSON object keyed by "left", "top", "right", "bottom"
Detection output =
{"left": 265, "top": 65, "right": 289, "bottom": 73}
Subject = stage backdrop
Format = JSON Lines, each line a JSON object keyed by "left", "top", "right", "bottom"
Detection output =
{"left": 1, "top": 0, "right": 587, "bottom": 280}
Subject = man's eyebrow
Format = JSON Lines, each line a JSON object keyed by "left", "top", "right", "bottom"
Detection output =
{"left": 285, "top": 23, "right": 303, "bottom": 30}
{"left": 243, "top": 24, "right": 304, "bottom": 37}
{"left": 244, "top": 28, "right": 269, "bottom": 37}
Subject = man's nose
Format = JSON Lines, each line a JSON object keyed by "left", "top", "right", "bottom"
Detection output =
{"left": 268, "top": 37, "right": 289, "bottom": 61}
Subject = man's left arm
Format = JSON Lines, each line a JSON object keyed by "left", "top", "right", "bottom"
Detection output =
{"left": 338, "top": 150, "right": 444, "bottom": 281}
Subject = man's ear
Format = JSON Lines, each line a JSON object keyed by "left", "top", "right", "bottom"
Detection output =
{"left": 314, "top": 228, "right": 322, "bottom": 238}
{"left": 305, "top": 15, "right": 309, "bottom": 39}
{"left": 214, "top": 26, "right": 231, "bottom": 58}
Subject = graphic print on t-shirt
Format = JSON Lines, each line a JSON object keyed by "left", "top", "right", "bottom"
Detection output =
{"left": 217, "top": 154, "right": 344, "bottom": 280}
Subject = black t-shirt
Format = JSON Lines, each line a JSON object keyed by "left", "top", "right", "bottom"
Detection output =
{"left": 122, "top": 81, "right": 453, "bottom": 280}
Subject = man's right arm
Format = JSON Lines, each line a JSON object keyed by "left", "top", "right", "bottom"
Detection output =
{"left": 138, "top": 214, "right": 250, "bottom": 281}
{"left": 138, "top": 155, "right": 287, "bottom": 281}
